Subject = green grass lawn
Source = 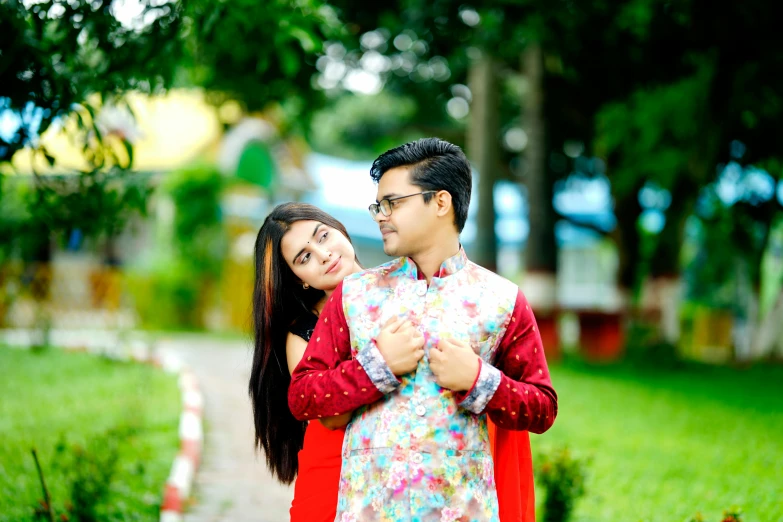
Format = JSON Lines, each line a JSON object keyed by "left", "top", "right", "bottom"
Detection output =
{"left": 0, "top": 346, "right": 181, "bottom": 521}
{"left": 531, "top": 359, "right": 783, "bottom": 522}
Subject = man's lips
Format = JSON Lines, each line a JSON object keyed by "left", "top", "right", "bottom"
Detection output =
{"left": 326, "top": 256, "right": 342, "bottom": 274}
{"left": 380, "top": 227, "right": 395, "bottom": 236}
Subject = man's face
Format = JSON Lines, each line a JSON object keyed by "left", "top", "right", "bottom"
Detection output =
{"left": 373, "top": 167, "right": 436, "bottom": 257}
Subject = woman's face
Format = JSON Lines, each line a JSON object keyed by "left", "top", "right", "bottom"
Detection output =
{"left": 280, "top": 220, "right": 358, "bottom": 292}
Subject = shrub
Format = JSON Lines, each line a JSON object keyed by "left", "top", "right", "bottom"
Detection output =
{"left": 537, "top": 447, "right": 588, "bottom": 522}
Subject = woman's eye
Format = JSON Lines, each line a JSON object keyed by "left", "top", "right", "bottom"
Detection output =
{"left": 300, "top": 253, "right": 310, "bottom": 264}
{"left": 319, "top": 231, "right": 329, "bottom": 243}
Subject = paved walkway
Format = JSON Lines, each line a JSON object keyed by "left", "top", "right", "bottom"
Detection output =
{"left": 158, "top": 336, "right": 294, "bottom": 522}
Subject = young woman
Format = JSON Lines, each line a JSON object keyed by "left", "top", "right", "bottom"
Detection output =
{"left": 249, "top": 202, "right": 364, "bottom": 521}
{"left": 249, "top": 202, "right": 535, "bottom": 521}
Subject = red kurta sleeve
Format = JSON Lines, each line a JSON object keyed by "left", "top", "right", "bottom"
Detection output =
{"left": 457, "top": 289, "right": 558, "bottom": 433}
{"left": 288, "top": 282, "right": 400, "bottom": 421}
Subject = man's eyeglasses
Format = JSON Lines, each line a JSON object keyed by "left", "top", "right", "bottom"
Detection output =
{"left": 368, "top": 191, "right": 437, "bottom": 218}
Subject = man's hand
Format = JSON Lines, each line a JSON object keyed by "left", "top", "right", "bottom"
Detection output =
{"left": 376, "top": 315, "right": 425, "bottom": 376}
{"left": 429, "top": 337, "right": 480, "bottom": 392}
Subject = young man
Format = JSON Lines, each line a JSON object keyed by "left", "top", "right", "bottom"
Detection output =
{"left": 288, "top": 138, "right": 557, "bottom": 521}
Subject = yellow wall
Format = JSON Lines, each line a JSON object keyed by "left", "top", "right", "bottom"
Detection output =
{"left": 8, "top": 89, "right": 222, "bottom": 175}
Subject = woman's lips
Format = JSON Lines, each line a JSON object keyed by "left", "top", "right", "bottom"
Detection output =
{"left": 326, "top": 256, "right": 342, "bottom": 274}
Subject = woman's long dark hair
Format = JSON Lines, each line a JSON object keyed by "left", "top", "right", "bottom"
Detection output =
{"left": 249, "top": 202, "right": 357, "bottom": 484}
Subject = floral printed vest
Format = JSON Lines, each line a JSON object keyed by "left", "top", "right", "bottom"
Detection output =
{"left": 337, "top": 248, "right": 518, "bottom": 522}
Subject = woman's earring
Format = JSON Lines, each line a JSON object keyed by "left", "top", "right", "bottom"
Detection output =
{"left": 302, "top": 283, "right": 310, "bottom": 290}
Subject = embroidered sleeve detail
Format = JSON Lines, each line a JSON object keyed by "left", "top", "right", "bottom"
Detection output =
{"left": 458, "top": 360, "right": 501, "bottom": 414}
{"left": 355, "top": 339, "right": 400, "bottom": 394}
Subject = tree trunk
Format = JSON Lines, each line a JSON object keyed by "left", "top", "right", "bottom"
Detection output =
{"left": 467, "top": 52, "right": 499, "bottom": 271}
{"left": 520, "top": 44, "right": 559, "bottom": 356}
{"left": 747, "top": 211, "right": 783, "bottom": 358}
{"left": 612, "top": 180, "right": 645, "bottom": 296}
{"left": 642, "top": 181, "right": 697, "bottom": 342}
{"left": 751, "top": 292, "right": 783, "bottom": 358}
{"left": 522, "top": 44, "right": 556, "bottom": 277}
{"left": 649, "top": 178, "right": 699, "bottom": 278}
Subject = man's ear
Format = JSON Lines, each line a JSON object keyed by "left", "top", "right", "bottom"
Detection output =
{"left": 434, "top": 190, "right": 452, "bottom": 218}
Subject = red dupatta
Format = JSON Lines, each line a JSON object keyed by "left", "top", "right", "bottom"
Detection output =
{"left": 488, "top": 420, "right": 536, "bottom": 522}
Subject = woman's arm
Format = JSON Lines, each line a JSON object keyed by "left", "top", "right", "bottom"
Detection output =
{"left": 286, "top": 332, "right": 353, "bottom": 430}
{"left": 285, "top": 332, "right": 309, "bottom": 376}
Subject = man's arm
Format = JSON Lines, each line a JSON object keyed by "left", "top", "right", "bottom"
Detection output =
{"left": 287, "top": 282, "right": 399, "bottom": 421}
{"left": 456, "top": 289, "right": 558, "bottom": 433}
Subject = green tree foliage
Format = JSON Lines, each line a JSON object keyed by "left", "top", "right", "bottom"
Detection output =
{"left": 594, "top": 0, "right": 783, "bottom": 291}
{"left": 183, "top": 0, "right": 341, "bottom": 133}
{"left": 0, "top": 0, "right": 182, "bottom": 164}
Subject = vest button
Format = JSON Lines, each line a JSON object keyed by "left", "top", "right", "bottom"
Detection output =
{"left": 415, "top": 405, "right": 426, "bottom": 416}
{"left": 412, "top": 452, "right": 423, "bottom": 464}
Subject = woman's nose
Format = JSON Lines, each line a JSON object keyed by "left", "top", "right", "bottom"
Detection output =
{"left": 315, "top": 246, "right": 332, "bottom": 262}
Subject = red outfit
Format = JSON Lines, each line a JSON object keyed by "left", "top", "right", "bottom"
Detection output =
{"left": 291, "top": 420, "right": 536, "bottom": 522}
{"left": 490, "top": 422, "right": 537, "bottom": 522}
{"left": 290, "top": 420, "right": 346, "bottom": 522}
